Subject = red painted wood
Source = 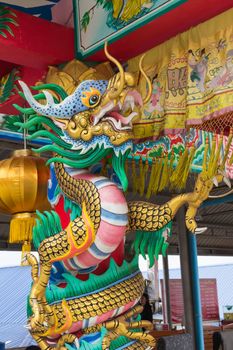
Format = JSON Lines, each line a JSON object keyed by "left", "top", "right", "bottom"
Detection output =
{"left": 0, "top": 8, "right": 75, "bottom": 69}
{"left": 0, "top": 0, "right": 231, "bottom": 72}
{"left": 0, "top": 0, "right": 231, "bottom": 69}
{"left": 88, "top": 0, "right": 233, "bottom": 62}
{"left": 1, "top": 0, "right": 231, "bottom": 114}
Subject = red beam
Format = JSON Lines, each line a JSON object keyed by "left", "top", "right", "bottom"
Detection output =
{"left": 0, "top": 8, "right": 75, "bottom": 69}
{"left": 0, "top": 0, "right": 231, "bottom": 116}
{"left": 1, "top": 0, "right": 231, "bottom": 68}
{"left": 89, "top": 0, "right": 233, "bottom": 62}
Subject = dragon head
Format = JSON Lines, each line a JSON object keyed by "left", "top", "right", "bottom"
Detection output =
{"left": 17, "top": 44, "right": 151, "bottom": 191}
{"left": 18, "top": 43, "right": 151, "bottom": 154}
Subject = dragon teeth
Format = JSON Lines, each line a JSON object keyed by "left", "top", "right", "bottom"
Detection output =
{"left": 118, "top": 101, "right": 122, "bottom": 109}
{"left": 130, "top": 100, "right": 135, "bottom": 110}
{"left": 93, "top": 101, "right": 114, "bottom": 125}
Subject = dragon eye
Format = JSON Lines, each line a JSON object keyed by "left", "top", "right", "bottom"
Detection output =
{"left": 81, "top": 88, "right": 101, "bottom": 108}
{"left": 89, "top": 94, "right": 99, "bottom": 106}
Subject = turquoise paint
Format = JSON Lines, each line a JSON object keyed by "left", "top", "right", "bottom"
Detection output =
{"left": 188, "top": 232, "right": 205, "bottom": 350}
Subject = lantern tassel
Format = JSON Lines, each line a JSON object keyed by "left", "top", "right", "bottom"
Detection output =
{"left": 9, "top": 213, "right": 36, "bottom": 243}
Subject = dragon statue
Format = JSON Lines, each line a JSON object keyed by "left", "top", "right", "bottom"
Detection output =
{"left": 15, "top": 43, "right": 229, "bottom": 350}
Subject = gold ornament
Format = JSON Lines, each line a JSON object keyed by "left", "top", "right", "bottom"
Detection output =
{"left": 0, "top": 149, "right": 50, "bottom": 256}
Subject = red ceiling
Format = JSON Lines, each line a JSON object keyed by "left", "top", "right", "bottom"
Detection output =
{"left": 89, "top": 0, "right": 233, "bottom": 62}
{"left": 0, "top": 9, "right": 74, "bottom": 70}
{"left": 0, "top": 0, "right": 232, "bottom": 69}
{"left": 0, "top": 9, "right": 74, "bottom": 113}
{"left": 0, "top": 0, "right": 232, "bottom": 103}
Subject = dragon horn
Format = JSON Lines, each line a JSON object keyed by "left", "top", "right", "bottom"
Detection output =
{"left": 139, "top": 54, "right": 152, "bottom": 104}
{"left": 19, "top": 80, "right": 76, "bottom": 119}
{"left": 104, "top": 42, "right": 125, "bottom": 99}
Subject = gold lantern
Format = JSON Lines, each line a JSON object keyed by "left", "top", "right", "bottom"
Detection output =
{"left": 0, "top": 149, "right": 50, "bottom": 260}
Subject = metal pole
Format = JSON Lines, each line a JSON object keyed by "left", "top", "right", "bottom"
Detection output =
{"left": 188, "top": 231, "right": 205, "bottom": 350}
{"left": 177, "top": 207, "right": 195, "bottom": 346}
{"left": 162, "top": 255, "right": 172, "bottom": 329}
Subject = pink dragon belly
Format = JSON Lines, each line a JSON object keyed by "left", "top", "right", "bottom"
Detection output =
{"left": 68, "top": 299, "right": 137, "bottom": 333}
{"left": 46, "top": 299, "right": 138, "bottom": 339}
{"left": 61, "top": 170, "right": 128, "bottom": 272}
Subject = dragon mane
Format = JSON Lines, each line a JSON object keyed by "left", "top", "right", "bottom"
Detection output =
{"left": 14, "top": 60, "right": 130, "bottom": 191}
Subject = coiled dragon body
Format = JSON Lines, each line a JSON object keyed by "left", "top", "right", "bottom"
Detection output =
{"left": 16, "top": 44, "right": 223, "bottom": 350}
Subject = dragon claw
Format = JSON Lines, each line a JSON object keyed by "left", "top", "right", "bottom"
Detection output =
{"left": 74, "top": 339, "right": 80, "bottom": 349}
{"left": 24, "top": 324, "right": 31, "bottom": 330}
{"left": 213, "top": 176, "right": 219, "bottom": 187}
{"left": 218, "top": 170, "right": 231, "bottom": 188}
{"left": 223, "top": 176, "right": 231, "bottom": 188}
{"left": 21, "top": 254, "right": 28, "bottom": 264}
{"left": 194, "top": 227, "right": 207, "bottom": 234}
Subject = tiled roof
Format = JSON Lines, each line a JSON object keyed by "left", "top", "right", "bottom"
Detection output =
{"left": 0, "top": 266, "right": 35, "bottom": 348}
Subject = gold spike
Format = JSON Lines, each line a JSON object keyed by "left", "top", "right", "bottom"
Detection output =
{"left": 211, "top": 132, "right": 223, "bottom": 177}
{"left": 221, "top": 128, "right": 233, "bottom": 170}
{"left": 180, "top": 144, "right": 196, "bottom": 190}
{"left": 202, "top": 136, "right": 209, "bottom": 175}
{"left": 170, "top": 147, "right": 189, "bottom": 190}
{"left": 168, "top": 149, "right": 175, "bottom": 177}
{"left": 208, "top": 133, "right": 217, "bottom": 178}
